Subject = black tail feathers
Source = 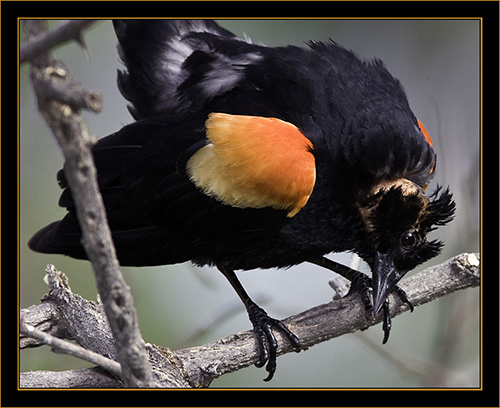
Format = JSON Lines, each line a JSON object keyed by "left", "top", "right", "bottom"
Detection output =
{"left": 28, "top": 215, "right": 87, "bottom": 260}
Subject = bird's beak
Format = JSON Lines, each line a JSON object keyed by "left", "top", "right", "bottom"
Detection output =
{"left": 372, "top": 251, "right": 402, "bottom": 316}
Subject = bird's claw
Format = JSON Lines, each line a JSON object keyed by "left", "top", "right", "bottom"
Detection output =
{"left": 347, "top": 271, "right": 413, "bottom": 343}
{"left": 393, "top": 285, "right": 414, "bottom": 312}
{"left": 246, "top": 301, "right": 301, "bottom": 381}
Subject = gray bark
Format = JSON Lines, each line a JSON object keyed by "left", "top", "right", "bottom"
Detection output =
{"left": 20, "top": 253, "right": 480, "bottom": 388}
{"left": 23, "top": 19, "right": 154, "bottom": 388}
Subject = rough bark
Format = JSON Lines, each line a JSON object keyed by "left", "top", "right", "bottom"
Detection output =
{"left": 20, "top": 253, "right": 480, "bottom": 388}
{"left": 23, "top": 19, "right": 155, "bottom": 388}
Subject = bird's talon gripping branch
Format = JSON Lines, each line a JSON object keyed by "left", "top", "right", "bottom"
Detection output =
{"left": 349, "top": 272, "right": 374, "bottom": 316}
{"left": 393, "top": 285, "right": 414, "bottom": 312}
{"left": 246, "top": 301, "right": 301, "bottom": 381}
{"left": 381, "top": 299, "right": 392, "bottom": 344}
{"left": 311, "top": 256, "right": 415, "bottom": 343}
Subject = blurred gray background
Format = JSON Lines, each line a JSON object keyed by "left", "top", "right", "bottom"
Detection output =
{"left": 20, "top": 19, "right": 480, "bottom": 388}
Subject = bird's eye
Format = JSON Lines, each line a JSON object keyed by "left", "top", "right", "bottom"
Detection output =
{"left": 401, "top": 230, "right": 417, "bottom": 249}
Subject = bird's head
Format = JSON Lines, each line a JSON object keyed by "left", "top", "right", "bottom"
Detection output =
{"left": 356, "top": 178, "right": 455, "bottom": 315}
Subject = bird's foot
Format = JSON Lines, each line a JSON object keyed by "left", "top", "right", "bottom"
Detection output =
{"left": 246, "top": 301, "right": 301, "bottom": 381}
{"left": 308, "top": 256, "right": 414, "bottom": 344}
{"left": 347, "top": 271, "right": 413, "bottom": 344}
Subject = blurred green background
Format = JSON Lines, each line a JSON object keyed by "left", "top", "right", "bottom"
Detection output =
{"left": 20, "top": 19, "right": 480, "bottom": 388}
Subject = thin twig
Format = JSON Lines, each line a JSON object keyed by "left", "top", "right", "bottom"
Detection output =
{"left": 20, "top": 319, "right": 122, "bottom": 378}
{"left": 20, "top": 266, "right": 190, "bottom": 388}
{"left": 20, "top": 264, "right": 118, "bottom": 359}
{"left": 20, "top": 20, "right": 97, "bottom": 63}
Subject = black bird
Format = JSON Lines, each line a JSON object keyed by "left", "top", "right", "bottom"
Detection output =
{"left": 29, "top": 20, "right": 455, "bottom": 381}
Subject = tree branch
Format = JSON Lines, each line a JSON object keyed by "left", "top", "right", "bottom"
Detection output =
{"left": 20, "top": 367, "right": 120, "bottom": 389}
{"left": 20, "top": 265, "right": 190, "bottom": 388}
{"left": 22, "top": 20, "right": 155, "bottom": 388}
{"left": 20, "top": 265, "right": 117, "bottom": 357}
{"left": 20, "top": 253, "right": 480, "bottom": 388}
{"left": 19, "top": 319, "right": 122, "bottom": 379}
{"left": 20, "top": 20, "right": 97, "bottom": 64}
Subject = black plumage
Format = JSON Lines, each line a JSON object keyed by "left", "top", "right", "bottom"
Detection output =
{"left": 29, "top": 20, "right": 455, "bottom": 381}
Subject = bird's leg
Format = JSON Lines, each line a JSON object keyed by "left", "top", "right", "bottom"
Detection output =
{"left": 308, "top": 256, "right": 413, "bottom": 343}
{"left": 217, "top": 263, "right": 301, "bottom": 381}
{"left": 309, "top": 256, "right": 374, "bottom": 313}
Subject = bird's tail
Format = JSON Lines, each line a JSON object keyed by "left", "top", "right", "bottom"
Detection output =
{"left": 28, "top": 215, "right": 87, "bottom": 260}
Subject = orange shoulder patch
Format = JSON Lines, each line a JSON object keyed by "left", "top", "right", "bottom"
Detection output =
{"left": 417, "top": 119, "right": 433, "bottom": 148}
{"left": 186, "top": 113, "right": 316, "bottom": 217}
{"left": 417, "top": 119, "right": 436, "bottom": 178}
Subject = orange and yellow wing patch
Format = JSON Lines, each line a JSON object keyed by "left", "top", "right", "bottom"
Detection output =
{"left": 186, "top": 113, "right": 316, "bottom": 217}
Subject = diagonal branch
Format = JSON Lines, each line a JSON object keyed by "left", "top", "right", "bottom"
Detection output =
{"left": 22, "top": 19, "right": 155, "bottom": 388}
{"left": 20, "top": 253, "right": 480, "bottom": 388}
{"left": 174, "top": 252, "right": 480, "bottom": 386}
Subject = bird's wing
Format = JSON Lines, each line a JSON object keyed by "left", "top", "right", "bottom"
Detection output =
{"left": 29, "top": 113, "right": 316, "bottom": 266}
{"left": 113, "top": 19, "right": 262, "bottom": 120}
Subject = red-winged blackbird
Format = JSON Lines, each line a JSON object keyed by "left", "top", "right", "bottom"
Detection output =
{"left": 29, "top": 20, "right": 455, "bottom": 381}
